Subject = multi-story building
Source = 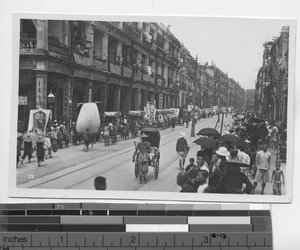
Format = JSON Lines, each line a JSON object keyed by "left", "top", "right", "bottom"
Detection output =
{"left": 18, "top": 19, "right": 246, "bottom": 126}
{"left": 255, "top": 26, "right": 289, "bottom": 124}
{"left": 19, "top": 20, "right": 188, "bottom": 124}
{"left": 244, "top": 89, "right": 255, "bottom": 112}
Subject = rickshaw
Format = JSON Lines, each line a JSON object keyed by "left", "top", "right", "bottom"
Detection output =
{"left": 103, "top": 112, "right": 121, "bottom": 145}
{"left": 133, "top": 128, "right": 161, "bottom": 180}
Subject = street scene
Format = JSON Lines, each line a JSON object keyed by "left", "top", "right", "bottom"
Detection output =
{"left": 15, "top": 17, "right": 292, "bottom": 197}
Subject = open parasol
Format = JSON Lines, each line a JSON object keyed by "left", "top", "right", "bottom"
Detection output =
{"left": 196, "top": 127, "right": 220, "bottom": 136}
{"left": 219, "top": 134, "right": 245, "bottom": 148}
{"left": 193, "top": 137, "right": 218, "bottom": 149}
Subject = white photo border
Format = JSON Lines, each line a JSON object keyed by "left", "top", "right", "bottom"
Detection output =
{"left": 8, "top": 12, "right": 296, "bottom": 203}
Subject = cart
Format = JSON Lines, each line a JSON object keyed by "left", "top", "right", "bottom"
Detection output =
{"left": 134, "top": 128, "right": 161, "bottom": 180}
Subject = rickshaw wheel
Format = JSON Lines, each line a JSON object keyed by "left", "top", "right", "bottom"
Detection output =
{"left": 134, "top": 161, "right": 138, "bottom": 178}
{"left": 52, "top": 144, "right": 59, "bottom": 153}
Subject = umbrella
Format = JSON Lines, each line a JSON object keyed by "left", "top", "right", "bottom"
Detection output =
{"left": 196, "top": 128, "right": 220, "bottom": 136}
{"left": 219, "top": 134, "right": 245, "bottom": 148}
{"left": 193, "top": 137, "right": 218, "bottom": 149}
{"left": 22, "top": 132, "right": 39, "bottom": 142}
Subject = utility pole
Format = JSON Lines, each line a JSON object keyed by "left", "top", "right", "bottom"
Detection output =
{"left": 190, "top": 56, "right": 198, "bottom": 137}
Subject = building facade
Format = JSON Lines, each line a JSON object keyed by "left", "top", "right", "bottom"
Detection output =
{"left": 18, "top": 19, "right": 247, "bottom": 126}
{"left": 19, "top": 20, "right": 188, "bottom": 123}
{"left": 254, "top": 26, "right": 289, "bottom": 124}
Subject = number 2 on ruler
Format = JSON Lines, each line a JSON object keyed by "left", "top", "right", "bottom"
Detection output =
{"left": 130, "top": 236, "right": 136, "bottom": 244}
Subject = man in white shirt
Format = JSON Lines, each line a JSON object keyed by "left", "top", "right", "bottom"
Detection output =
{"left": 237, "top": 148, "right": 251, "bottom": 165}
{"left": 251, "top": 144, "right": 271, "bottom": 195}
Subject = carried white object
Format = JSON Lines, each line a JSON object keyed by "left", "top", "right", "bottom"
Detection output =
{"left": 76, "top": 103, "right": 100, "bottom": 133}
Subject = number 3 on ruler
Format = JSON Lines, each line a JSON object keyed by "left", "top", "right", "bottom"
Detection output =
{"left": 203, "top": 236, "right": 209, "bottom": 244}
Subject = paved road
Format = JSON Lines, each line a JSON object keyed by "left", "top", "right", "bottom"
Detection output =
{"left": 17, "top": 115, "right": 286, "bottom": 195}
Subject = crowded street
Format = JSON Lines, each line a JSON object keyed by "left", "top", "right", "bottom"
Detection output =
{"left": 16, "top": 115, "right": 286, "bottom": 195}
{"left": 15, "top": 19, "right": 290, "bottom": 197}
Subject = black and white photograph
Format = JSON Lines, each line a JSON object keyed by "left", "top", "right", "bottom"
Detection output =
{"left": 9, "top": 13, "right": 295, "bottom": 202}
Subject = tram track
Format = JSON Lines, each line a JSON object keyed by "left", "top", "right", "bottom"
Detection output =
{"left": 25, "top": 124, "right": 194, "bottom": 189}
{"left": 21, "top": 116, "right": 232, "bottom": 191}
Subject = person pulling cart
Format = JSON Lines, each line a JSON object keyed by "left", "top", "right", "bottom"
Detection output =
{"left": 132, "top": 133, "right": 152, "bottom": 184}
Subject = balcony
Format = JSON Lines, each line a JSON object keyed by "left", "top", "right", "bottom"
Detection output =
{"left": 151, "top": 43, "right": 158, "bottom": 51}
{"left": 48, "top": 41, "right": 70, "bottom": 60}
{"left": 123, "top": 66, "right": 133, "bottom": 78}
{"left": 134, "top": 71, "right": 142, "bottom": 81}
{"left": 149, "top": 77, "right": 155, "bottom": 84}
{"left": 109, "top": 62, "right": 121, "bottom": 75}
{"left": 157, "top": 78, "right": 163, "bottom": 86}
{"left": 73, "top": 52, "right": 92, "bottom": 67}
{"left": 93, "top": 58, "right": 107, "bottom": 71}
{"left": 142, "top": 73, "right": 151, "bottom": 82}
{"left": 123, "top": 23, "right": 141, "bottom": 41}
{"left": 20, "top": 38, "right": 37, "bottom": 54}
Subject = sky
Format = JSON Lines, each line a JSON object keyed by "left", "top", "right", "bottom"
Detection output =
{"left": 154, "top": 16, "right": 294, "bottom": 90}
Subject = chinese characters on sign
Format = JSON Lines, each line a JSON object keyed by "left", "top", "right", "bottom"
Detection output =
{"left": 18, "top": 96, "right": 28, "bottom": 105}
{"left": 63, "top": 82, "right": 71, "bottom": 117}
{"left": 159, "top": 93, "right": 163, "bottom": 109}
{"left": 36, "top": 77, "right": 47, "bottom": 109}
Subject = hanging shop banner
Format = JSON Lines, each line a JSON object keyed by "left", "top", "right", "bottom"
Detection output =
{"left": 63, "top": 83, "right": 71, "bottom": 117}
{"left": 159, "top": 93, "right": 163, "bottom": 109}
{"left": 27, "top": 109, "right": 52, "bottom": 133}
{"left": 144, "top": 102, "right": 156, "bottom": 121}
{"left": 36, "top": 77, "right": 47, "bottom": 109}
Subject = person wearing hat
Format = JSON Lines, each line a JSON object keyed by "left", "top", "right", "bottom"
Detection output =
{"left": 132, "top": 133, "right": 152, "bottom": 184}
{"left": 177, "top": 171, "right": 195, "bottom": 193}
{"left": 219, "top": 149, "right": 253, "bottom": 194}
{"left": 176, "top": 132, "right": 189, "bottom": 170}
{"left": 203, "top": 147, "right": 229, "bottom": 193}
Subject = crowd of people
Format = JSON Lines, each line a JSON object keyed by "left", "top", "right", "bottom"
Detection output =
{"left": 176, "top": 112, "right": 286, "bottom": 195}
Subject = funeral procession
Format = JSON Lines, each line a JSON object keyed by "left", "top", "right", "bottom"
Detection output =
{"left": 15, "top": 19, "right": 289, "bottom": 196}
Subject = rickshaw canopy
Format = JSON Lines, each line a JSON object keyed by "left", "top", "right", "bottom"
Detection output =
{"left": 140, "top": 128, "right": 160, "bottom": 148}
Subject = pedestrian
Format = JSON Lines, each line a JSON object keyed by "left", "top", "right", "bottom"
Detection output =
{"left": 16, "top": 138, "right": 22, "bottom": 167}
{"left": 219, "top": 150, "right": 253, "bottom": 194}
{"left": 36, "top": 135, "right": 45, "bottom": 167}
{"left": 195, "top": 154, "right": 209, "bottom": 192}
{"left": 271, "top": 123, "right": 279, "bottom": 150}
{"left": 177, "top": 171, "right": 196, "bottom": 193}
{"left": 171, "top": 116, "right": 176, "bottom": 131}
{"left": 132, "top": 133, "right": 152, "bottom": 184}
{"left": 20, "top": 137, "right": 33, "bottom": 164}
{"left": 203, "top": 147, "right": 229, "bottom": 193}
{"left": 94, "top": 176, "right": 107, "bottom": 190}
{"left": 82, "top": 128, "right": 90, "bottom": 152}
{"left": 185, "top": 158, "right": 196, "bottom": 174}
{"left": 271, "top": 160, "right": 285, "bottom": 195}
{"left": 176, "top": 132, "right": 189, "bottom": 170}
{"left": 251, "top": 144, "right": 271, "bottom": 195}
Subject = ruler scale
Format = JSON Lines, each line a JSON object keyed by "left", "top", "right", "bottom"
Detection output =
{"left": 0, "top": 203, "right": 272, "bottom": 249}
